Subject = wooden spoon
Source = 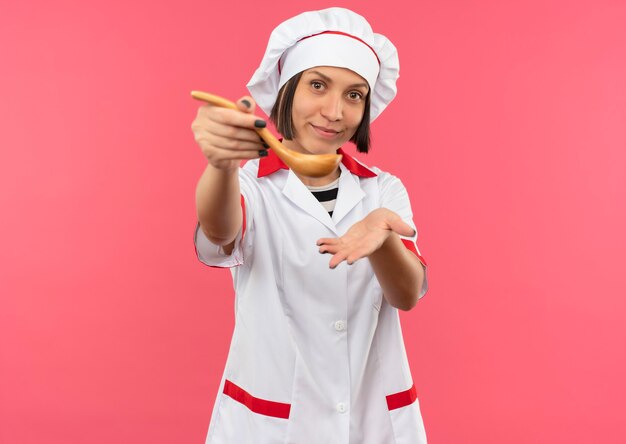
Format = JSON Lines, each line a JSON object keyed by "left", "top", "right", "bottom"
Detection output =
{"left": 191, "top": 91, "right": 342, "bottom": 178}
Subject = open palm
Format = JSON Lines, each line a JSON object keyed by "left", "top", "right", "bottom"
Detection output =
{"left": 317, "top": 208, "right": 415, "bottom": 269}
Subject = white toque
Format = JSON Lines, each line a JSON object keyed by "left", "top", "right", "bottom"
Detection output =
{"left": 247, "top": 7, "right": 400, "bottom": 122}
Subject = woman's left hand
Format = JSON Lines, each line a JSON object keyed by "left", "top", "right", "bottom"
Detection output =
{"left": 317, "top": 208, "right": 415, "bottom": 269}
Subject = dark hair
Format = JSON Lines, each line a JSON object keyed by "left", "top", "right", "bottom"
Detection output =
{"left": 270, "top": 72, "right": 372, "bottom": 153}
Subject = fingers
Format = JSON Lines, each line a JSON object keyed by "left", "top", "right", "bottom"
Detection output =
{"left": 318, "top": 238, "right": 344, "bottom": 268}
{"left": 208, "top": 144, "right": 267, "bottom": 160}
{"left": 192, "top": 101, "right": 269, "bottom": 165}
{"left": 317, "top": 238, "right": 339, "bottom": 247}
{"left": 193, "top": 125, "right": 265, "bottom": 161}
{"left": 318, "top": 238, "right": 367, "bottom": 269}
{"left": 236, "top": 96, "right": 257, "bottom": 114}
{"left": 328, "top": 251, "right": 349, "bottom": 269}
{"left": 387, "top": 217, "right": 416, "bottom": 238}
{"left": 203, "top": 120, "right": 264, "bottom": 146}
{"left": 327, "top": 248, "right": 370, "bottom": 269}
{"left": 381, "top": 210, "right": 415, "bottom": 238}
{"left": 196, "top": 104, "right": 266, "bottom": 135}
{"left": 317, "top": 238, "right": 341, "bottom": 255}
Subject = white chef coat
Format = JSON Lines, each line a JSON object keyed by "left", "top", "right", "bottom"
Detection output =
{"left": 194, "top": 148, "right": 429, "bottom": 444}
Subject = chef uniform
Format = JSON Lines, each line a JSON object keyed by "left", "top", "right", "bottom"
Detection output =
{"left": 194, "top": 8, "right": 430, "bottom": 444}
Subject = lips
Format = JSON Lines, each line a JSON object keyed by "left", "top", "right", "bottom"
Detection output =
{"left": 310, "top": 124, "right": 342, "bottom": 137}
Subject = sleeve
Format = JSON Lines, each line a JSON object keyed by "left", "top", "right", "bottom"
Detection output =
{"left": 378, "top": 172, "right": 429, "bottom": 298}
{"left": 193, "top": 167, "right": 257, "bottom": 268}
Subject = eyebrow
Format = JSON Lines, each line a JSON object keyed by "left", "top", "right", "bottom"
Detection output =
{"left": 306, "top": 70, "right": 369, "bottom": 91}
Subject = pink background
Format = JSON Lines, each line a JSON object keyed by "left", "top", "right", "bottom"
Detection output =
{"left": 1, "top": 0, "right": 625, "bottom": 443}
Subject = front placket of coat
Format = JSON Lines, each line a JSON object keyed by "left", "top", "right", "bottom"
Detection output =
{"left": 280, "top": 170, "right": 361, "bottom": 442}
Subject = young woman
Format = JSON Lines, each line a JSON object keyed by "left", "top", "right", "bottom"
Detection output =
{"left": 191, "top": 7, "right": 429, "bottom": 444}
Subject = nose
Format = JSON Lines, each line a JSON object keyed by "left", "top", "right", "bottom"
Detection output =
{"left": 320, "top": 93, "right": 343, "bottom": 121}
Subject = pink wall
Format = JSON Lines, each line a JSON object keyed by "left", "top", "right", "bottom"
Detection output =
{"left": 1, "top": 0, "right": 625, "bottom": 442}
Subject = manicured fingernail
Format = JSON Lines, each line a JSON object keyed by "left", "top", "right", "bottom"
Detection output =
{"left": 262, "top": 142, "right": 270, "bottom": 148}
{"left": 412, "top": 230, "right": 417, "bottom": 237}
{"left": 254, "top": 119, "right": 266, "bottom": 128}
{"left": 241, "top": 99, "right": 251, "bottom": 108}
{"left": 258, "top": 149, "right": 268, "bottom": 157}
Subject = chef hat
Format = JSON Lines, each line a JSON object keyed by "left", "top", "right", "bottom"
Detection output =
{"left": 247, "top": 7, "right": 399, "bottom": 122}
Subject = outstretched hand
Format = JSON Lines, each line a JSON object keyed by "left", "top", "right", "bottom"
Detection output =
{"left": 191, "top": 96, "right": 267, "bottom": 171}
{"left": 317, "top": 208, "right": 415, "bottom": 269}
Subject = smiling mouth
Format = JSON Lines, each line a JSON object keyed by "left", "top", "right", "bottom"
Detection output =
{"left": 311, "top": 124, "right": 342, "bottom": 137}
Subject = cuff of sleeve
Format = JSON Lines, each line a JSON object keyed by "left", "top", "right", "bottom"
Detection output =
{"left": 400, "top": 238, "right": 427, "bottom": 267}
{"left": 193, "top": 222, "right": 244, "bottom": 268}
{"left": 193, "top": 194, "right": 247, "bottom": 268}
{"left": 400, "top": 238, "right": 429, "bottom": 299}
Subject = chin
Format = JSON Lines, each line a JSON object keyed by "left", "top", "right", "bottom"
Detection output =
{"left": 305, "top": 133, "right": 348, "bottom": 153}
{"left": 308, "top": 141, "right": 343, "bottom": 155}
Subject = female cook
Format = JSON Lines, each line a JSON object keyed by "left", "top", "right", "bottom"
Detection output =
{"left": 191, "top": 7, "right": 429, "bottom": 444}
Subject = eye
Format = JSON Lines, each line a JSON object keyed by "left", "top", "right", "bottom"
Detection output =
{"left": 348, "top": 91, "right": 363, "bottom": 101}
{"left": 311, "top": 81, "right": 324, "bottom": 90}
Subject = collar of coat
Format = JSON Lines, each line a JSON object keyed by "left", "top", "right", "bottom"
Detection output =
{"left": 257, "top": 147, "right": 377, "bottom": 178}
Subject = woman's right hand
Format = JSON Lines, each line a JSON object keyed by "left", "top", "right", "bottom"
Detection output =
{"left": 191, "top": 96, "right": 267, "bottom": 170}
